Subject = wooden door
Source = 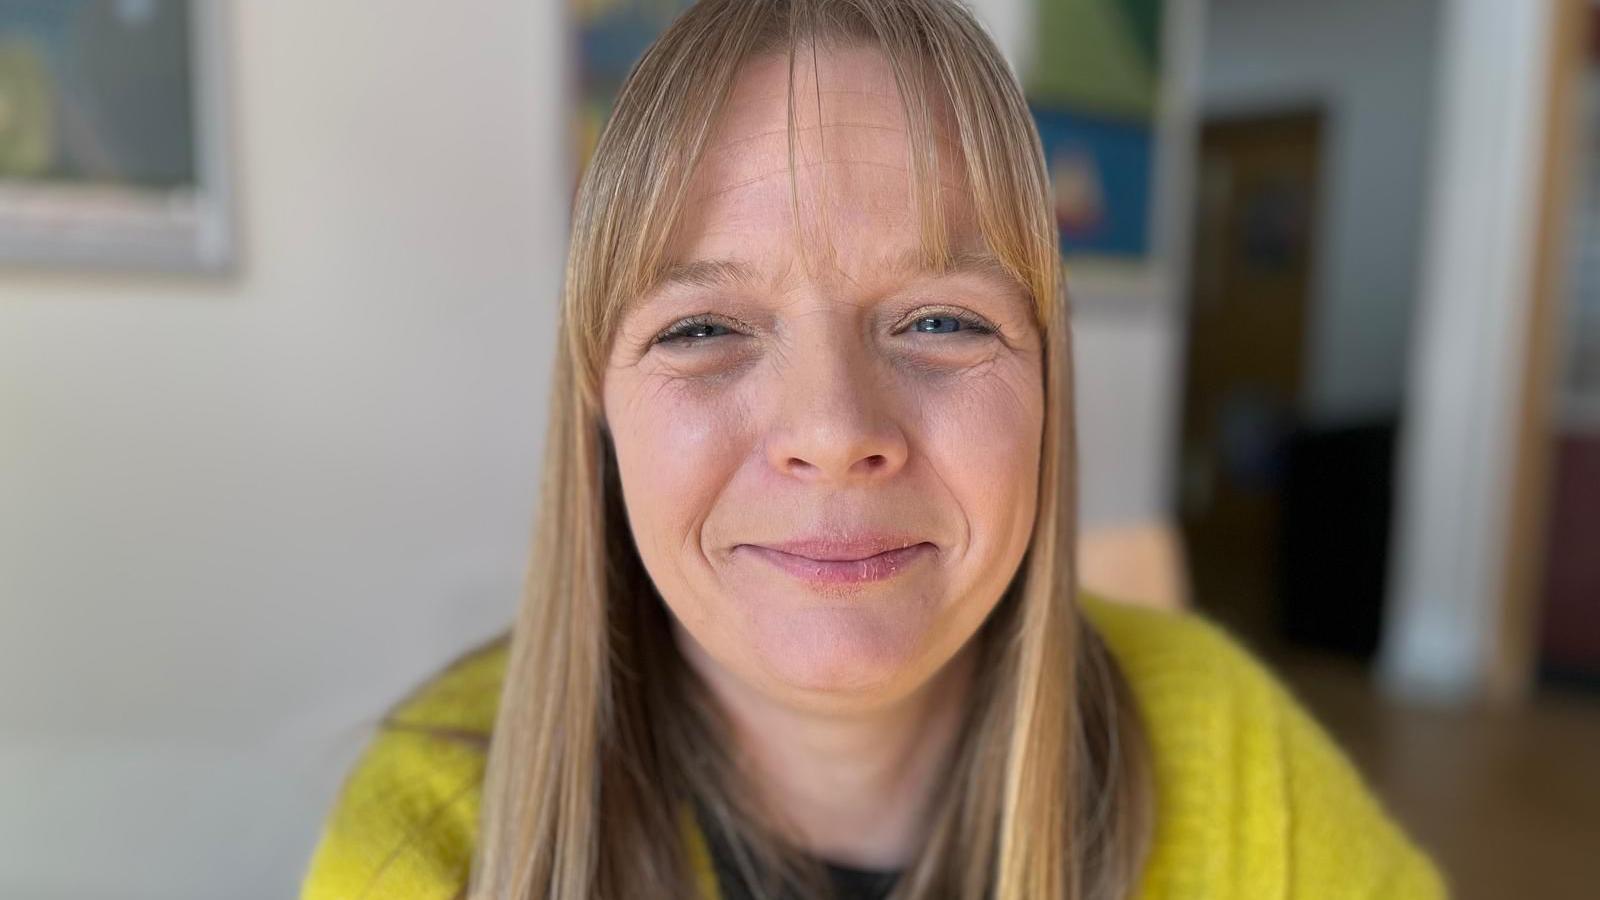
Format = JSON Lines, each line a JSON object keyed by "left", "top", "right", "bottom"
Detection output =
{"left": 1176, "top": 110, "right": 1322, "bottom": 643}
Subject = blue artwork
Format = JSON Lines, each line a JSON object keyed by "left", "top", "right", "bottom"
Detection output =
{"left": 1030, "top": 104, "right": 1153, "bottom": 260}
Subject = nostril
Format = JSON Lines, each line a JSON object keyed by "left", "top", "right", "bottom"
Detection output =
{"left": 850, "top": 455, "right": 891, "bottom": 477}
{"left": 787, "top": 457, "right": 818, "bottom": 472}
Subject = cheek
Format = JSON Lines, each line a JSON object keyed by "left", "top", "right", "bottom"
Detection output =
{"left": 918, "top": 359, "right": 1044, "bottom": 513}
{"left": 608, "top": 378, "right": 751, "bottom": 583}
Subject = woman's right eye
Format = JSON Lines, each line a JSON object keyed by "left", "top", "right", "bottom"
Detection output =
{"left": 652, "top": 316, "right": 737, "bottom": 347}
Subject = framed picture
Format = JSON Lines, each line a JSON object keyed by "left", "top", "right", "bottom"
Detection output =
{"left": 1025, "top": 0, "right": 1199, "bottom": 302}
{"left": 0, "top": 0, "right": 233, "bottom": 272}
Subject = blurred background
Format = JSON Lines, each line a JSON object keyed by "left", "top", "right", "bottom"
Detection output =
{"left": 0, "top": 0, "right": 1595, "bottom": 897}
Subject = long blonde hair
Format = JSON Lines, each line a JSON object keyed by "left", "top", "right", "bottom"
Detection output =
{"left": 471, "top": 1, "right": 1153, "bottom": 897}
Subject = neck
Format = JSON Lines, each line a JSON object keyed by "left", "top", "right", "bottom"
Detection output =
{"left": 675, "top": 625, "right": 979, "bottom": 872}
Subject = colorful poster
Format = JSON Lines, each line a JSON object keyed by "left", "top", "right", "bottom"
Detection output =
{"left": 1026, "top": 0, "right": 1164, "bottom": 262}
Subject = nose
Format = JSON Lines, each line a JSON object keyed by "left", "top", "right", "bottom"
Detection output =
{"left": 763, "top": 316, "right": 910, "bottom": 483}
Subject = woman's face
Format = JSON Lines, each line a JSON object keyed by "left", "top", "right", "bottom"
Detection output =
{"left": 602, "top": 46, "right": 1044, "bottom": 714}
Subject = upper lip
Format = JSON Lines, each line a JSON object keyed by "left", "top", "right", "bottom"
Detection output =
{"left": 745, "top": 535, "right": 931, "bottom": 562}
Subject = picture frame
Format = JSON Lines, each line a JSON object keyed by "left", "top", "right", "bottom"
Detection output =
{"left": 0, "top": 0, "right": 234, "bottom": 273}
{"left": 1024, "top": 0, "right": 1201, "bottom": 307}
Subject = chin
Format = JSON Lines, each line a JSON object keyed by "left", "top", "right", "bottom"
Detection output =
{"left": 745, "top": 603, "right": 928, "bottom": 700}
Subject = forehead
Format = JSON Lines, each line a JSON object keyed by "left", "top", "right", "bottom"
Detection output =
{"left": 663, "top": 44, "right": 981, "bottom": 289}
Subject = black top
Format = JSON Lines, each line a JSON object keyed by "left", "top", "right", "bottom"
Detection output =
{"left": 696, "top": 806, "right": 903, "bottom": 900}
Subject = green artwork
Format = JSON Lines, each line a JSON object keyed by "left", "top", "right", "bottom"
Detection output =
{"left": 1027, "top": 0, "right": 1163, "bottom": 121}
{"left": 1025, "top": 0, "right": 1165, "bottom": 261}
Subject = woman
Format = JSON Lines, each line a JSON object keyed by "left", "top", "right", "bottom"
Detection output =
{"left": 301, "top": 1, "right": 1447, "bottom": 898}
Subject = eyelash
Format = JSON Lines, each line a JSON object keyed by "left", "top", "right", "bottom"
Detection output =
{"left": 650, "top": 308, "right": 998, "bottom": 347}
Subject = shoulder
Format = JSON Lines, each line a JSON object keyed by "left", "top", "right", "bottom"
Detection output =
{"left": 299, "top": 636, "right": 510, "bottom": 900}
{"left": 1079, "top": 594, "right": 1449, "bottom": 900}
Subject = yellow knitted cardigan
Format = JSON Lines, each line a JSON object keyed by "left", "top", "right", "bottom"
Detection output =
{"left": 299, "top": 595, "right": 1449, "bottom": 898}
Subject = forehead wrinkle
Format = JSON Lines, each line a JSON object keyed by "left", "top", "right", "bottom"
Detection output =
{"left": 700, "top": 121, "right": 961, "bottom": 160}
{"left": 717, "top": 90, "right": 901, "bottom": 125}
{"left": 690, "top": 160, "right": 971, "bottom": 205}
{"left": 642, "top": 243, "right": 1019, "bottom": 308}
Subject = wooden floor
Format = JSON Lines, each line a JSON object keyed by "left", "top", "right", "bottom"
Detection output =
{"left": 1265, "top": 647, "right": 1600, "bottom": 900}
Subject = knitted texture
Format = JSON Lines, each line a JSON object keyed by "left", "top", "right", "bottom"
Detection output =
{"left": 299, "top": 595, "right": 1449, "bottom": 899}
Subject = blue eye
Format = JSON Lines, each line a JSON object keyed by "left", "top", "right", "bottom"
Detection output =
{"left": 911, "top": 313, "right": 996, "bottom": 336}
{"left": 653, "top": 316, "right": 736, "bottom": 346}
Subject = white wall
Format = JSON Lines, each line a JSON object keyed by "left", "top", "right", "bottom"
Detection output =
{"left": 0, "top": 2, "right": 563, "bottom": 897}
{"left": 0, "top": 2, "right": 1193, "bottom": 897}
{"left": 1202, "top": 0, "right": 1442, "bottom": 425}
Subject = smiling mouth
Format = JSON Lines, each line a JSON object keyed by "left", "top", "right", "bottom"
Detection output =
{"left": 738, "top": 542, "right": 934, "bottom": 585}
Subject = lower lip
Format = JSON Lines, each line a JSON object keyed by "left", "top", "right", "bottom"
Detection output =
{"left": 740, "top": 543, "right": 934, "bottom": 585}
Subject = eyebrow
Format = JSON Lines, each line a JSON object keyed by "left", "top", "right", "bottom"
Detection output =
{"left": 642, "top": 246, "right": 1023, "bottom": 301}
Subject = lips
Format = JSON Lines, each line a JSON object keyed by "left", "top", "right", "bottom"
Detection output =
{"left": 751, "top": 535, "right": 930, "bottom": 562}
{"left": 737, "top": 538, "right": 935, "bottom": 585}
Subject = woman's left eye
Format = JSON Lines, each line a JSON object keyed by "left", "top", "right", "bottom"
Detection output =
{"left": 907, "top": 311, "right": 997, "bottom": 337}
